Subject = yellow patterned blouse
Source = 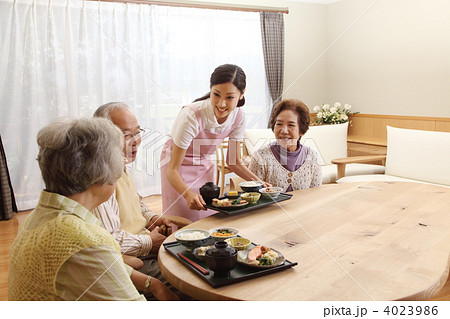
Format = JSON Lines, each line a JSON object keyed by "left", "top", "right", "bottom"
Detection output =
{"left": 8, "top": 191, "right": 145, "bottom": 301}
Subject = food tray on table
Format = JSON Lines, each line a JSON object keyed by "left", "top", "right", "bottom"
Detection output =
{"left": 205, "top": 192, "right": 293, "bottom": 215}
{"left": 163, "top": 238, "right": 297, "bottom": 288}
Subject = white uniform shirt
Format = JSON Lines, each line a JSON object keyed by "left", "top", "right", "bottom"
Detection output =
{"left": 170, "top": 99, "right": 245, "bottom": 150}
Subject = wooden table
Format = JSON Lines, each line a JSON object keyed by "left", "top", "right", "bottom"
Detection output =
{"left": 158, "top": 182, "right": 450, "bottom": 300}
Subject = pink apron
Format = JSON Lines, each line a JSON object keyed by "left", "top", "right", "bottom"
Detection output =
{"left": 160, "top": 104, "right": 243, "bottom": 222}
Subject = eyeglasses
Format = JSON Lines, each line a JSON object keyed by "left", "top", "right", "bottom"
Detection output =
{"left": 123, "top": 128, "right": 144, "bottom": 141}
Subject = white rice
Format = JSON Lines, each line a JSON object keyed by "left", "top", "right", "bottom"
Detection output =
{"left": 178, "top": 231, "right": 207, "bottom": 240}
{"left": 241, "top": 181, "right": 261, "bottom": 186}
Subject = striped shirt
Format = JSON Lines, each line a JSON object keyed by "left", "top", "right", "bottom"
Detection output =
{"left": 92, "top": 192, "right": 156, "bottom": 257}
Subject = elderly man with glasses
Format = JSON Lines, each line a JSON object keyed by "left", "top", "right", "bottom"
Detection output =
{"left": 92, "top": 102, "right": 190, "bottom": 299}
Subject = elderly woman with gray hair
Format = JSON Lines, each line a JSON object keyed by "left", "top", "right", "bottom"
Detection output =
{"left": 8, "top": 117, "right": 178, "bottom": 301}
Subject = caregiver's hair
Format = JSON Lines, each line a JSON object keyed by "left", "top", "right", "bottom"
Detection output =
{"left": 194, "top": 64, "right": 247, "bottom": 107}
{"left": 269, "top": 99, "right": 310, "bottom": 136}
{"left": 36, "top": 117, "right": 124, "bottom": 196}
{"left": 93, "top": 102, "right": 130, "bottom": 120}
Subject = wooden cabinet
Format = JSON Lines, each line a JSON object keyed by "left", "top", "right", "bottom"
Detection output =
{"left": 347, "top": 139, "right": 386, "bottom": 156}
{"left": 344, "top": 114, "right": 449, "bottom": 162}
{"left": 310, "top": 113, "right": 450, "bottom": 164}
{"left": 347, "top": 136, "right": 387, "bottom": 165}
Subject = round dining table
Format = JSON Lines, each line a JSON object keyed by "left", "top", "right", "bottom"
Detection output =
{"left": 158, "top": 182, "right": 450, "bottom": 301}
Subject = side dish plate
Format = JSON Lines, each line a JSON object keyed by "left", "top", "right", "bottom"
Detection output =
{"left": 237, "top": 248, "right": 285, "bottom": 268}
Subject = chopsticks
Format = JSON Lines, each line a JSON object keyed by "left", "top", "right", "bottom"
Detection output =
{"left": 177, "top": 253, "right": 210, "bottom": 275}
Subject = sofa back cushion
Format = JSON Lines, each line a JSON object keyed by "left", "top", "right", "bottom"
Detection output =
{"left": 244, "top": 122, "right": 348, "bottom": 166}
{"left": 300, "top": 122, "right": 348, "bottom": 165}
{"left": 243, "top": 129, "right": 276, "bottom": 156}
{"left": 385, "top": 126, "right": 450, "bottom": 186}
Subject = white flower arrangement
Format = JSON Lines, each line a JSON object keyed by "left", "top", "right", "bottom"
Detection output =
{"left": 313, "top": 102, "right": 357, "bottom": 125}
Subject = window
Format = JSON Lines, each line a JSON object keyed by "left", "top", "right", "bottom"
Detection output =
{"left": 0, "top": 0, "right": 271, "bottom": 209}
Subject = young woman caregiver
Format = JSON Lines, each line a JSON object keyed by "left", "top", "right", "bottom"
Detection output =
{"left": 160, "top": 64, "right": 269, "bottom": 222}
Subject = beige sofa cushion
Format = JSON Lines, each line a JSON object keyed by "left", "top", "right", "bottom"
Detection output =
{"left": 322, "top": 164, "right": 386, "bottom": 184}
{"left": 337, "top": 126, "right": 450, "bottom": 187}
{"left": 301, "top": 122, "right": 348, "bottom": 165}
{"left": 337, "top": 174, "right": 450, "bottom": 188}
{"left": 243, "top": 129, "right": 275, "bottom": 156}
{"left": 385, "top": 126, "right": 450, "bottom": 186}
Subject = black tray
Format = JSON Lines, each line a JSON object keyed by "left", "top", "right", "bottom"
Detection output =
{"left": 163, "top": 239, "right": 297, "bottom": 288}
{"left": 205, "top": 192, "right": 293, "bottom": 215}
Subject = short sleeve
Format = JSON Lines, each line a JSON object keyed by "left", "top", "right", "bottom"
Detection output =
{"left": 227, "top": 110, "right": 246, "bottom": 141}
{"left": 171, "top": 107, "right": 199, "bottom": 149}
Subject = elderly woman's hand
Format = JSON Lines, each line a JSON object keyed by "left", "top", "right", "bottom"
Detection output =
{"left": 148, "top": 277, "right": 180, "bottom": 301}
{"left": 131, "top": 270, "right": 180, "bottom": 301}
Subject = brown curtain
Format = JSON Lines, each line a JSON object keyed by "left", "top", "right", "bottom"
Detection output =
{"left": 260, "top": 11, "right": 284, "bottom": 125}
{"left": 1, "top": 135, "right": 17, "bottom": 220}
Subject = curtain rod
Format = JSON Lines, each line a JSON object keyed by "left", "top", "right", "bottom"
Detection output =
{"left": 91, "top": 0, "right": 289, "bottom": 14}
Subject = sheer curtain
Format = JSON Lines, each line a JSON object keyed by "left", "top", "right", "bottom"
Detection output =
{"left": 0, "top": 0, "right": 271, "bottom": 211}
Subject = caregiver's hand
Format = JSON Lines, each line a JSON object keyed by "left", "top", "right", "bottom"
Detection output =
{"left": 262, "top": 181, "right": 272, "bottom": 188}
{"left": 184, "top": 189, "right": 207, "bottom": 210}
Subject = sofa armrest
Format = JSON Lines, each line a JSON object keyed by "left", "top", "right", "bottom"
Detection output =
{"left": 331, "top": 155, "right": 386, "bottom": 179}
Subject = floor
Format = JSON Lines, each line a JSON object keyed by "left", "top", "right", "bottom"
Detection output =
{"left": 2, "top": 193, "right": 450, "bottom": 301}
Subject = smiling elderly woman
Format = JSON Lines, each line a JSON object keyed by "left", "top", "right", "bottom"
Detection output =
{"left": 248, "top": 99, "right": 322, "bottom": 192}
{"left": 7, "top": 117, "right": 178, "bottom": 301}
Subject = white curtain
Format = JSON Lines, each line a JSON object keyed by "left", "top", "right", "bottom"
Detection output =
{"left": 0, "top": 0, "right": 271, "bottom": 211}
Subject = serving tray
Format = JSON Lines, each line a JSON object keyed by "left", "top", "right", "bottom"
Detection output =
{"left": 163, "top": 238, "right": 297, "bottom": 288}
{"left": 205, "top": 192, "right": 293, "bottom": 215}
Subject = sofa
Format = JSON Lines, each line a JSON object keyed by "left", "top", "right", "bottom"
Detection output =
{"left": 336, "top": 126, "right": 450, "bottom": 187}
{"left": 243, "top": 122, "right": 385, "bottom": 184}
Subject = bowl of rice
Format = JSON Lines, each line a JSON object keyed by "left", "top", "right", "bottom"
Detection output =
{"left": 239, "top": 181, "right": 264, "bottom": 192}
{"left": 174, "top": 229, "right": 210, "bottom": 251}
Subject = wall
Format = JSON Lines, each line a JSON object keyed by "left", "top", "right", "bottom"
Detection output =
{"left": 194, "top": 0, "right": 329, "bottom": 108}
{"left": 281, "top": 2, "right": 328, "bottom": 108}
{"left": 186, "top": 0, "right": 450, "bottom": 117}
{"left": 326, "top": 0, "right": 450, "bottom": 117}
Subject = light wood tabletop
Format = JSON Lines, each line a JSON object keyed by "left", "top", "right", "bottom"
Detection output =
{"left": 158, "top": 182, "right": 450, "bottom": 301}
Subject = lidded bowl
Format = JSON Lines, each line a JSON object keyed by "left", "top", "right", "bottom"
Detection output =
{"left": 205, "top": 241, "right": 237, "bottom": 276}
{"left": 199, "top": 182, "right": 220, "bottom": 204}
